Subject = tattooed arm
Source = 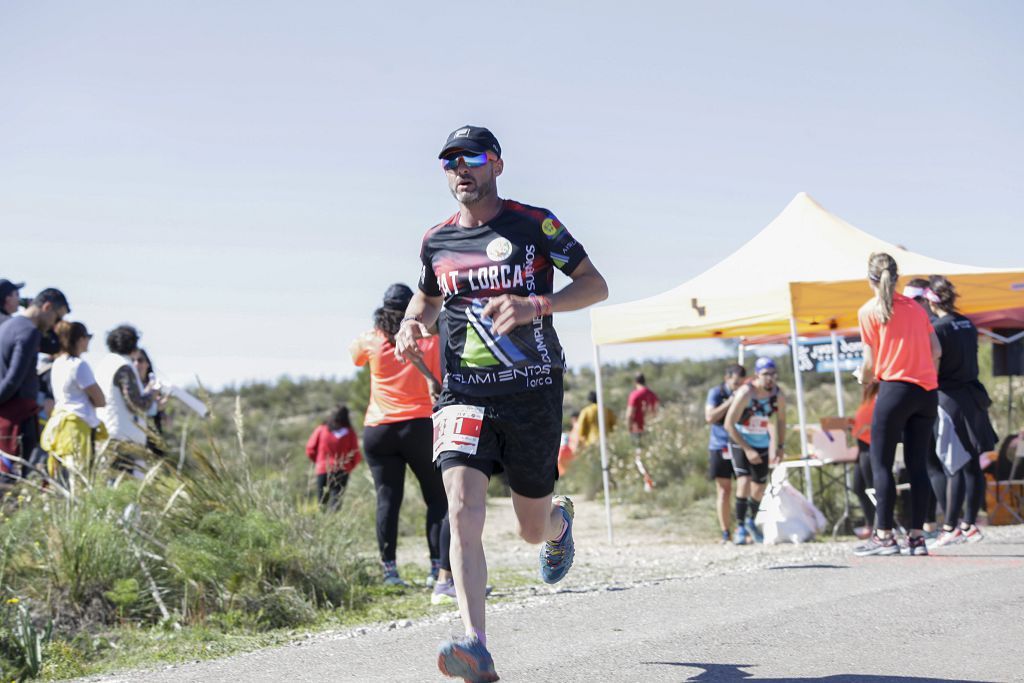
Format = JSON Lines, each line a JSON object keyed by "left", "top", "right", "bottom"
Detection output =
{"left": 113, "top": 365, "right": 154, "bottom": 415}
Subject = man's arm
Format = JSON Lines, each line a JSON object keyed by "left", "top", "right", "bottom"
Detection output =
{"left": 772, "top": 393, "right": 787, "bottom": 464}
{"left": 483, "top": 256, "right": 608, "bottom": 336}
{"left": 394, "top": 290, "right": 443, "bottom": 362}
{"left": 929, "top": 331, "right": 942, "bottom": 371}
{"left": 723, "top": 385, "right": 754, "bottom": 451}
{"left": 0, "top": 338, "right": 36, "bottom": 404}
{"left": 705, "top": 391, "right": 732, "bottom": 424}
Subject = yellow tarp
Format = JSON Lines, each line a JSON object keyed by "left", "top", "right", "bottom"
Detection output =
{"left": 590, "top": 192, "right": 1024, "bottom": 345}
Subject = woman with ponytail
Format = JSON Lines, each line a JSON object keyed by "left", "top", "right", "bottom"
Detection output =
{"left": 926, "top": 275, "right": 998, "bottom": 547}
{"left": 853, "top": 253, "right": 941, "bottom": 557}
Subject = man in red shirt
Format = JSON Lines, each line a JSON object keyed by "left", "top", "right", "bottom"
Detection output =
{"left": 626, "top": 373, "right": 659, "bottom": 491}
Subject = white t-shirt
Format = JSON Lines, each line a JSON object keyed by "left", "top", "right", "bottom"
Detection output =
{"left": 50, "top": 355, "right": 101, "bottom": 428}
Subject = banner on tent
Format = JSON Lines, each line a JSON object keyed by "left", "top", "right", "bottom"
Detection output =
{"left": 797, "top": 336, "right": 864, "bottom": 374}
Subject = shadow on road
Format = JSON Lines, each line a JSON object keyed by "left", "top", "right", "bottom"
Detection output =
{"left": 766, "top": 564, "right": 849, "bottom": 571}
{"left": 644, "top": 661, "right": 991, "bottom": 682}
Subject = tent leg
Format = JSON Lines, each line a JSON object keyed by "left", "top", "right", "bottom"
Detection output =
{"left": 594, "top": 344, "right": 614, "bottom": 544}
{"left": 830, "top": 331, "right": 850, "bottom": 538}
{"left": 789, "top": 316, "right": 813, "bottom": 504}
{"left": 738, "top": 340, "right": 745, "bottom": 366}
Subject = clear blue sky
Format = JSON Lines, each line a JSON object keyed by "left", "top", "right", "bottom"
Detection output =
{"left": 2, "top": 2, "right": 1021, "bottom": 388}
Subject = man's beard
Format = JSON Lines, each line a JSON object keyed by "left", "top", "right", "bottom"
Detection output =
{"left": 451, "top": 176, "right": 496, "bottom": 205}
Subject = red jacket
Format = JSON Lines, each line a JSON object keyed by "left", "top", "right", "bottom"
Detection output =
{"left": 305, "top": 424, "right": 362, "bottom": 475}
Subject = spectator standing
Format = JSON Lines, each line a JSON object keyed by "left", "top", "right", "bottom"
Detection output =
{"left": 927, "top": 275, "right": 998, "bottom": 547}
{"left": 95, "top": 325, "right": 156, "bottom": 473}
{"left": 853, "top": 253, "right": 940, "bottom": 557}
{"left": 350, "top": 283, "right": 446, "bottom": 587}
{"left": 0, "top": 289, "right": 69, "bottom": 476}
{"left": 705, "top": 364, "right": 746, "bottom": 543}
{"left": 304, "top": 405, "right": 362, "bottom": 511}
{"left": 40, "top": 321, "right": 106, "bottom": 479}
{"left": 0, "top": 279, "right": 25, "bottom": 327}
{"left": 851, "top": 381, "right": 879, "bottom": 539}
{"left": 626, "top": 373, "right": 659, "bottom": 441}
{"left": 130, "top": 348, "right": 167, "bottom": 455}
{"left": 576, "top": 390, "right": 616, "bottom": 447}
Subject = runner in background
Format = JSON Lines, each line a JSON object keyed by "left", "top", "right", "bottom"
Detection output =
{"left": 626, "top": 373, "right": 659, "bottom": 491}
{"left": 853, "top": 253, "right": 940, "bottom": 557}
{"left": 351, "top": 283, "right": 446, "bottom": 587}
{"left": 724, "top": 357, "right": 785, "bottom": 545}
{"left": 705, "top": 364, "right": 746, "bottom": 543}
{"left": 576, "top": 390, "right": 615, "bottom": 447}
{"left": 395, "top": 124, "right": 607, "bottom": 682}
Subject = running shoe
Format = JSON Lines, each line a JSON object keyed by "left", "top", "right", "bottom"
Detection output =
{"left": 853, "top": 525, "right": 874, "bottom": 540}
{"left": 734, "top": 525, "right": 749, "bottom": 545}
{"left": 900, "top": 534, "right": 929, "bottom": 556}
{"left": 927, "top": 528, "right": 963, "bottom": 549}
{"left": 437, "top": 636, "right": 499, "bottom": 682}
{"left": 852, "top": 533, "right": 901, "bottom": 556}
{"left": 431, "top": 579, "right": 457, "bottom": 606}
{"left": 961, "top": 525, "right": 984, "bottom": 544}
{"left": 744, "top": 517, "right": 763, "bottom": 544}
{"left": 426, "top": 561, "right": 441, "bottom": 588}
{"left": 381, "top": 561, "right": 409, "bottom": 587}
{"left": 720, "top": 530, "right": 731, "bottom": 544}
{"left": 540, "top": 495, "right": 575, "bottom": 584}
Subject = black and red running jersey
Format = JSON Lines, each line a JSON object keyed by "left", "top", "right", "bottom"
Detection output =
{"left": 419, "top": 199, "right": 588, "bottom": 397}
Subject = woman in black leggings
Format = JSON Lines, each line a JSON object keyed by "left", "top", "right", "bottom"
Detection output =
{"left": 350, "top": 284, "right": 446, "bottom": 586}
{"left": 926, "top": 275, "right": 998, "bottom": 548}
{"left": 853, "top": 253, "right": 941, "bottom": 557}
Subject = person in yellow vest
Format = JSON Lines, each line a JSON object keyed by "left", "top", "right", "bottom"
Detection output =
{"left": 575, "top": 390, "right": 616, "bottom": 447}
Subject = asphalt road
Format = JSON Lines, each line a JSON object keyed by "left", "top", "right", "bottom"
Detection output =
{"left": 94, "top": 528, "right": 1024, "bottom": 683}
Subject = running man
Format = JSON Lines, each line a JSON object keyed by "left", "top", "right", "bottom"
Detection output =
{"left": 395, "top": 125, "right": 608, "bottom": 682}
{"left": 723, "top": 357, "right": 786, "bottom": 545}
{"left": 626, "top": 373, "right": 659, "bottom": 491}
{"left": 704, "top": 363, "right": 746, "bottom": 543}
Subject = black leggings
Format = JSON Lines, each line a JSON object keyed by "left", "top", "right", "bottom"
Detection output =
{"left": 362, "top": 418, "right": 447, "bottom": 563}
{"left": 316, "top": 471, "right": 349, "bottom": 511}
{"left": 854, "top": 440, "right": 875, "bottom": 525}
{"left": 870, "top": 381, "right": 938, "bottom": 531}
{"left": 948, "top": 453, "right": 984, "bottom": 528}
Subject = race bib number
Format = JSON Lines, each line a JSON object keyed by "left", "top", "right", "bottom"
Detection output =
{"left": 722, "top": 447, "right": 732, "bottom": 461}
{"left": 745, "top": 416, "right": 770, "bottom": 434}
{"left": 432, "top": 405, "right": 485, "bottom": 462}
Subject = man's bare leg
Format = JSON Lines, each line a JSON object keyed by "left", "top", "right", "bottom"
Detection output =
{"left": 442, "top": 466, "right": 489, "bottom": 641}
{"left": 715, "top": 476, "right": 732, "bottom": 535}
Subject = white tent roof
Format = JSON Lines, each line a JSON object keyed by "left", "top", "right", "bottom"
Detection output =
{"left": 590, "top": 192, "right": 1022, "bottom": 345}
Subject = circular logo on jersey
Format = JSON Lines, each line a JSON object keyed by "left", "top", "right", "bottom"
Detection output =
{"left": 486, "top": 237, "right": 512, "bottom": 262}
{"left": 541, "top": 218, "right": 559, "bottom": 236}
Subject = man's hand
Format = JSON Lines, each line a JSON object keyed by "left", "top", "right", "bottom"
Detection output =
{"left": 481, "top": 295, "right": 537, "bottom": 336}
{"left": 394, "top": 320, "right": 429, "bottom": 362}
{"left": 771, "top": 448, "right": 784, "bottom": 466}
{"left": 745, "top": 447, "right": 763, "bottom": 465}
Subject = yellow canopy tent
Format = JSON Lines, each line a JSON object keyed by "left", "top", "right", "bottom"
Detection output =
{"left": 587, "top": 192, "right": 1024, "bottom": 541}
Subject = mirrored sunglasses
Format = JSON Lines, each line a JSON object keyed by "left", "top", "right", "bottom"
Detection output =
{"left": 441, "top": 152, "right": 489, "bottom": 171}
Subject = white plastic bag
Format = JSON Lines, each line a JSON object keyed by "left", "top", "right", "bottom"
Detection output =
{"left": 755, "top": 471, "right": 827, "bottom": 544}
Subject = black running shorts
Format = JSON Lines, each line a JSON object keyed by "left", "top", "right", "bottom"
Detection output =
{"left": 434, "top": 382, "right": 563, "bottom": 499}
{"left": 707, "top": 447, "right": 735, "bottom": 481}
{"left": 728, "top": 443, "right": 770, "bottom": 484}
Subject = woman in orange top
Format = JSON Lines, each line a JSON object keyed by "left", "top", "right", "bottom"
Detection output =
{"left": 850, "top": 381, "right": 878, "bottom": 539}
{"left": 853, "top": 253, "right": 941, "bottom": 557}
{"left": 350, "top": 284, "right": 445, "bottom": 586}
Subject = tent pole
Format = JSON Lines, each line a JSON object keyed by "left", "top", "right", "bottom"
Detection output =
{"left": 738, "top": 339, "right": 745, "bottom": 365}
{"left": 789, "top": 316, "right": 813, "bottom": 503}
{"left": 830, "top": 331, "right": 850, "bottom": 537}
{"left": 593, "top": 343, "right": 614, "bottom": 544}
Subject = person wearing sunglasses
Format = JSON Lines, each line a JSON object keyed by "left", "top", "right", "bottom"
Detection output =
{"left": 723, "top": 356, "right": 786, "bottom": 545}
{"left": 394, "top": 125, "right": 608, "bottom": 682}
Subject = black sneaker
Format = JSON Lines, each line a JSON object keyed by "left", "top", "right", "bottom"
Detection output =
{"left": 901, "top": 534, "right": 929, "bottom": 556}
{"left": 853, "top": 533, "right": 900, "bottom": 556}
